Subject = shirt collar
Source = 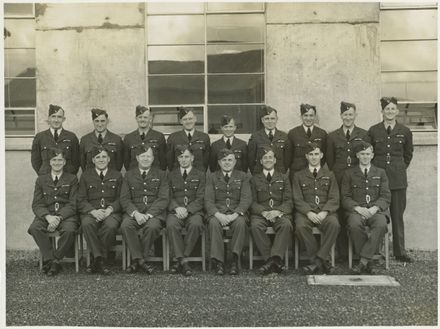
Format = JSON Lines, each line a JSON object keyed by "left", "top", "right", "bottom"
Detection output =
{"left": 343, "top": 126, "right": 354, "bottom": 134}
{"left": 50, "top": 127, "right": 63, "bottom": 136}
{"left": 223, "top": 136, "right": 234, "bottom": 143}
{"left": 95, "top": 130, "right": 107, "bottom": 138}
{"left": 96, "top": 168, "right": 108, "bottom": 176}
{"left": 263, "top": 169, "right": 274, "bottom": 177}
{"left": 51, "top": 171, "right": 63, "bottom": 181}
{"left": 265, "top": 128, "right": 275, "bottom": 136}
{"left": 383, "top": 121, "right": 396, "bottom": 130}
{"left": 303, "top": 125, "right": 314, "bottom": 132}
{"left": 222, "top": 170, "right": 232, "bottom": 177}
{"left": 185, "top": 129, "right": 195, "bottom": 136}
{"left": 180, "top": 167, "right": 192, "bottom": 175}
{"left": 309, "top": 165, "right": 320, "bottom": 173}
{"left": 139, "top": 168, "right": 150, "bottom": 176}
{"left": 359, "top": 164, "right": 371, "bottom": 173}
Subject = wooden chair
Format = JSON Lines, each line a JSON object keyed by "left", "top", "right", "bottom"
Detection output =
{"left": 39, "top": 231, "right": 79, "bottom": 272}
{"left": 294, "top": 227, "right": 335, "bottom": 270}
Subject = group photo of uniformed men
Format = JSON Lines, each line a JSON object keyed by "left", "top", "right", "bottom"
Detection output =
{"left": 28, "top": 97, "right": 413, "bottom": 277}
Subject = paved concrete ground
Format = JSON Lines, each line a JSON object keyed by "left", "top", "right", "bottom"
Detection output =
{"left": 5, "top": 250, "right": 437, "bottom": 327}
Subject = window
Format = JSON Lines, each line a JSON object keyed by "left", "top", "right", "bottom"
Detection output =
{"left": 146, "top": 2, "right": 265, "bottom": 134}
{"left": 4, "top": 3, "right": 36, "bottom": 137}
{"left": 380, "top": 3, "right": 437, "bottom": 130}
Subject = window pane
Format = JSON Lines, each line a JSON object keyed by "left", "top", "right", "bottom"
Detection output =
{"left": 208, "top": 105, "right": 264, "bottom": 133}
{"left": 382, "top": 72, "right": 437, "bottom": 102}
{"left": 207, "top": 14, "right": 264, "bottom": 43}
{"left": 150, "top": 106, "right": 204, "bottom": 134}
{"left": 148, "top": 46, "right": 204, "bottom": 74}
{"left": 380, "top": 9, "right": 437, "bottom": 40}
{"left": 5, "top": 78, "right": 36, "bottom": 107}
{"left": 5, "top": 109, "right": 35, "bottom": 136}
{"left": 396, "top": 103, "right": 437, "bottom": 130}
{"left": 208, "top": 45, "right": 264, "bottom": 73}
{"left": 147, "top": 15, "right": 204, "bottom": 44}
{"left": 208, "top": 74, "right": 264, "bottom": 104}
{"left": 149, "top": 75, "right": 204, "bottom": 105}
{"left": 147, "top": 3, "right": 204, "bottom": 14}
{"left": 4, "top": 49, "right": 35, "bottom": 78}
{"left": 207, "top": 3, "right": 264, "bottom": 12}
{"left": 4, "top": 19, "right": 35, "bottom": 48}
{"left": 381, "top": 40, "right": 437, "bottom": 71}
{"left": 4, "top": 3, "right": 34, "bottom": 17}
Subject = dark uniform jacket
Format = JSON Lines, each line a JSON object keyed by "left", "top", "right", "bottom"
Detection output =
{"left": 341, "top": 165, "right": 391, "bottom": 212}
{"left": 167, "top": 130, "right": 210, "bottom": 172}
{"left": 210, "top": 137, "right": 248, "bottom": 173}
{"left": 123, "top": 129, "right": 167, "bottom": 171}
{"left": 32, "top": 172, "right": 78, "bottom": 220}
{"left": 326, "top": 126, "right": 370, "bottom": 184}
{"left": 168, "top": 168, "right": 205, "bottom": 216}
{"left": 368, "top": 122, "right": 413, "bottom": 190}
{"left": 77, "top": 168, "right": 122, "bottom": 214}
{"left": 292, "top": 167, "right": 339, "bottom": 215}
{"left": 248, "top": 129, "right": 291, "bottom": 174}
{"left": 205, "top": 170, "right": 252, "bottom": 217}
{"left": 79, "top": 130, "right": 124, "bottom": 171}
{"left": 250, "top": 171, "right": 293, "bottom": 216}
{"left": 287, "top": 125, "right": 327, "bottom": 174}
{"left": 120, "top": 167, "right": 169, "bottom": 220}
{"left": 31, "top": 129, "right": 80, "bottom": 175}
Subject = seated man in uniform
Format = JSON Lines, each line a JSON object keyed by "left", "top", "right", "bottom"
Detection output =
{"left": 205, "top": 149, "right": 251, "bottom": 275}
{"left": 28, "top": 148, "right": 79, "bottom": 276}
{"left": 341, "top": 141, "right": 391, "bottom": 274}
{"left": 292, "top": 142, "right": 340, "bottom": 274}
{"left": 250, "top": 146, "right": 293, "bottom": 275}
{"left": 120, "top": 144, "right": 169, "bottom": 274}
{"left": 167, "top": 145, "right": 205, "bottom": 276}
{"left": 77, "top": 146, "right": 123, "bottom": 274}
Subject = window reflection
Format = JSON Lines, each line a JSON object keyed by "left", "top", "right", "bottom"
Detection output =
{"left": 207, "top": 2, "right": 264, "bottom": 12}
{"left": 4, "top": 49, "right": 35, "bottom": 78}
{"left": 207, "top": 14, "right": 264, "bottom": 43}
{"left": 148, "top": 46, "right": 204, "bottom": 74}
{"left": 149, "top": 75, "right": 204, "bottom": 105}
{"left": 381, "top": 40, "right": 437, "bottom": 71}
{"left": 148, "top": 15, "right": 204, "bottom": 44}
{"left": 380, "top": 9, "right": 437, "bottom": 40}
{"left": 382, "top": 71, "right": 437, "bottom": 101}
{"left": 5, "top": 78, "right": 36, "bottom": 107}
{"left": 4, "top": 20, "right": 35, "bottom": 48}
{"left": 396, "top": 103, "right": 437, "bottom": 130}
{"left": 4, "top": 3, "right": 34, "bottom": 17}
{"left": 147, "top": 2, "right": 204, "bottom": 14}
{"left": 5, "top": 109, "right": 35, "bottom": 136}
{"left": 208, "top": 105, "right": 263, "bottom": 133}
{"left": 208, "top": 45, "right": 263, "bottom": 73}
{"left": 208, "top": 74, "right": 264, "bottom": 104}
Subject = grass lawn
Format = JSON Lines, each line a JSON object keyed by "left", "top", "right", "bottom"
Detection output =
{"left": 6, "top": 250, "right": 437, "bottom": 327}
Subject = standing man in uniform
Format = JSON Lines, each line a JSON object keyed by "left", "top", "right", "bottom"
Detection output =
{"left": 28, "top": 148, "right": 79, "bottom": 276}
{"left": 31, "top": 104, "right": 80, "bottom": 175}
{"left": 210, "top": 115, "right": 248, "bottom": 173}
{"left": 341, "top": 141, "right": 391, "bottom": 274}
{"left": 288, "top": 103, "right": 327, "bottom": 181}
{"left": 123, "top": 105, "right": 167, "bottom": 171}
{"left": 79, "top": 108, "right": 124, "bottom": 172}
{"left": 120, "top": 144, "right": 169, "bottom": 274}
{"left": 167, "top": 107, "right": 210, "bottom": 172}
{"left": 205, "top": 149, "right": 251, "bottom": 275}
{"left": 326, "top": 101, "right": 370, "bottom": 260}
{"left": 250, "top": 147, "right": 293, "bottom": 275}
{"left": 292, "top": 142, "right": 340, "bottom": 274}
{"left": 248, "top": 106, "right": 291, "bottom": 175}
{"left": 368, "top": 97, "right": 413, "bottom": 263}
{"left": 77, "top": 146, "right": 123, "bottom": 274}
{"left": 167, "top": 145, "right": 205, "bottom": 276}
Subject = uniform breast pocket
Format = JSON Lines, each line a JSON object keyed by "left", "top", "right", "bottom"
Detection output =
{"left": 233, "top": 150, "right": 242, "bottom": 159}
{"left": 105, "top": 143, "right": 117, "bottom": 154}
{"left": 300, "top": 183, "right": 312, "bottom": 191}
{"left": 275, "top": 140, "right": 286, "bottom": 149}
{"left": 319, "top": 180, "right": 330, "bottom": 191}
{"left": 60, "top": 141, "right": 72, "bottom": 159}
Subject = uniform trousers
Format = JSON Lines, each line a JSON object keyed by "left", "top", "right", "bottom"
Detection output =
{"left": 208, "top": 215, "right": 247, "bottom": 263}
{"left": 390, "top": 189, "right": 407, "bottom": 257}
{"left": 166, "top": 213, "right": 204, "bottom": 259}
{"left": 295, "top": 212, "right": 340, "bottom": 261}
{"left": 346, "top": 212, "right": 387, "bottom": 260}
{"left": 81, "top": 213, "right": 121, "bottom": 259}
{"left": 120, "top": 214, "right": 164, "bottom": 261}
{"left": 28, "top": 216, "right": 78, "bottom": 262}
{"left": 250, "top": 215, "right": 292, "bottom": 261}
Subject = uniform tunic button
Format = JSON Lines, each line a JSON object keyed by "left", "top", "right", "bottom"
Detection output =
{"left": 314, "top": 187, "right": 317, "bottom": 190}
{"left": 386, "top": 162, "right": 390, "bottom": 165}
{"left": 366, "top": 180, "right": 368, "bottom": 183}
{"left": 185, "top": 189, "right": 187, "bottom": 192}
{"left": 102, "top": 190, "right": 104, "bottom": 193}
{"left": 101, "top": 182, "right": 104, "bottom": 185}
{"left": 144, "top": 183, "right": 146, "bottom": 185}
{"left": 269, "top": 192, "right": 272, "bottom": 195}
{"left": 54, "top": 196, "right": 57, "bottom": 199}
{"left": 387, "top": 136, "right": 391, "bottom": 139}
{"left": 348, "top": 164, "right": 351, "bottom": 167}
{"left": 366, "top": 187, "right": 369, "bottom": 190}
{"left": 347, "top": 149, "right": 350, "bottom": 152}
{"left": 144, "top": 189, "right": 147, "bottom": 192}
{"left": 142, "top": 142, "right": 145, "bottom": 145}
{"left": 184, "top": 181, "right": 187, "bottom": 184}
{"left": 387, "top": 145, "right": 390, "bottom": 147}
{"left": 54, "top": 188, "right": 57, "bottom": 191}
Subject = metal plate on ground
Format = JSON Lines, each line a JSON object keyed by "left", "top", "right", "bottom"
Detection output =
{"left": 307, "top": 275, "right": 400, "bottom": 286}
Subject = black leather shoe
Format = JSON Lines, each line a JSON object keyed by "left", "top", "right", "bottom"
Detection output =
{"left": 42, "top": 260, "right": 52, "bottom": 274}
{"left": 322, "top": 261, "right": 335, "bottom": 275}
{"left": 302, "top": 263, "right": 322, "bottom": 275}
{"left": 215, "top": 261, "right": 225, "bottom": 276}
{"left": 47, "top": 262, "right": 61, "bottom": 276}
{"left": 170, "top": 262, "right": 181, "bottom": 274}
{"left": 86, "top": 264, "right": 95, "bottom": 274}
{"left": 94, "top": 260, "right": 111, "bottom": 275}
{"left": 126, "top": 262, "right": 140, "bottom": 274}
{"left": 140, "top": 262, "right": 154, "bottom": 275}
{"left": 396, "top": 255, "right": 413, "bottom": 263}
{"left": 259, "top": 260, "right": 274, "bottom": 275}
{"left": 350, "top": 262, "right": 375, "bottom": 275}
{"left": 365, "top": 261, "right": 376, "bottom": 275}
{"left": 181, "top": 262, "right": 192, "bottom": 276}
{"left": 272, "top": 258, "right": 285, "bottom": 274}
{"left": 229, "top": 261, "right": 239, "bottom": 275}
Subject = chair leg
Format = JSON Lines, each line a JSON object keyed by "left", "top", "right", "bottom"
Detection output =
{"left": 127, "top": 248, "right": 131, "bottom": 267}
{"left": 348, "top": 234, "right": 353, "bottom": 269}
{"left": 284, "top": 247, "right": 289, "bottom": 270}
{"left": 122, "top": 239, "right": 126, "bottom": 270}
{"left": 39, "top": 253, "right": 43, "bottom": 271}
{"left": 201, "top": 230, "right": 206, "bottom": 272}
{"left": 294, "top": 237, "right": 299, "bottom": 270}
{"left": 74, "top": 234, "right": 79, "bottom": 273}
{"left": 385, "top": 232, "right": 390, "bottom": 270}
{"left": 162, "top": 233, "right": 167, "bottom": 271}
{"left": 249, "top": 235, "right": 253, "bottom": 270}
{"left": 331, "top": 243, "right": 335, "bottom": 267}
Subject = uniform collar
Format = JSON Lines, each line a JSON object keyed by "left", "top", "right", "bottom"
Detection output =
{"left": 184, "top": 129, "right": 195, "bottom": 137}
{"left": 50, "top": 127, "right": 63, "bottom": 136}
{"left": 303, "top": 125, "right": 314, "bottom": 133}
{"left": 342, "top": 126, "right": 354, "bottom": 135}
{"left": 139, "top": 168, "right": 150, "bottom": 176}
{"left": 265, "top": 128, "right": 276, "bottom": 136}
{"left": 95, "top": 168, "right": 108, "bottom": 176}
{"left": 263, "top": 169, "right": 275, "bottom": 177}
{"left": 95, "top": 130, "right": 107, "bottom": 139}
{"left": 308, "top": 165, "right": 320, "bottom": 173}
{"left": 359, "top": 164, "right": 371, "bottom": 173}
{"left": 180, "top": 166, "right": 192, "bottom": 175}
{"left": 383, "top": 121, "right": 396, "bottom": 130}
{"left": 223, "top": 136, "right": 234, "bottom": 143}
{"left": 138, "top": 128, "right": 150, "bottom": 135}
{"left": 51, "top": 171, "right": 63, "bottom": 181}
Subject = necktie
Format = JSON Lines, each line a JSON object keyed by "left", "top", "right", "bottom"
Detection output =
{"left": 188, "top": 132, "right": 192, "bottom": 142}
{"left": 98, "top": 133, "right": 103, "bottom": 144}
{"left": 266, "top": 172, "right": 272, "bottom": 182}
{"left": 142, "top": 171, "right": 146, "bottom": 180}
{"left": 183, "top": 169, "right": 187, "bottom": 180}
{"left": 364, "top": 168, "right": 368, "bottom": 179}
{"left": 313, "top": 168, "right": 317, "bottom": 178}
{"left": 54, "top": 175, "right": 58, "bottom": 185}
{"left": 346, "top": 129, "right": 350, "bottom": 141}
{"left": 224, "top": 173, "right": 229, "bottom": 183}
{"left": 226, "top": 138, "right": 232, "bottom": 149}
{"left": 307, "top": 128, "right": 312, "bottom": 138}
{"left": 100, "top": 171, "right": 105, "bottom": 180}
{"left": 141, "top": 132, "right": 145, "bottom": 140}
{"left": 53, "top": 129, "right": 59, "bottom": 142}
{"left": 387, "top": 125, "right": 392, "bottom": 135}
{"left": 268, "top": 130, "right": 274, "bottom": 141}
